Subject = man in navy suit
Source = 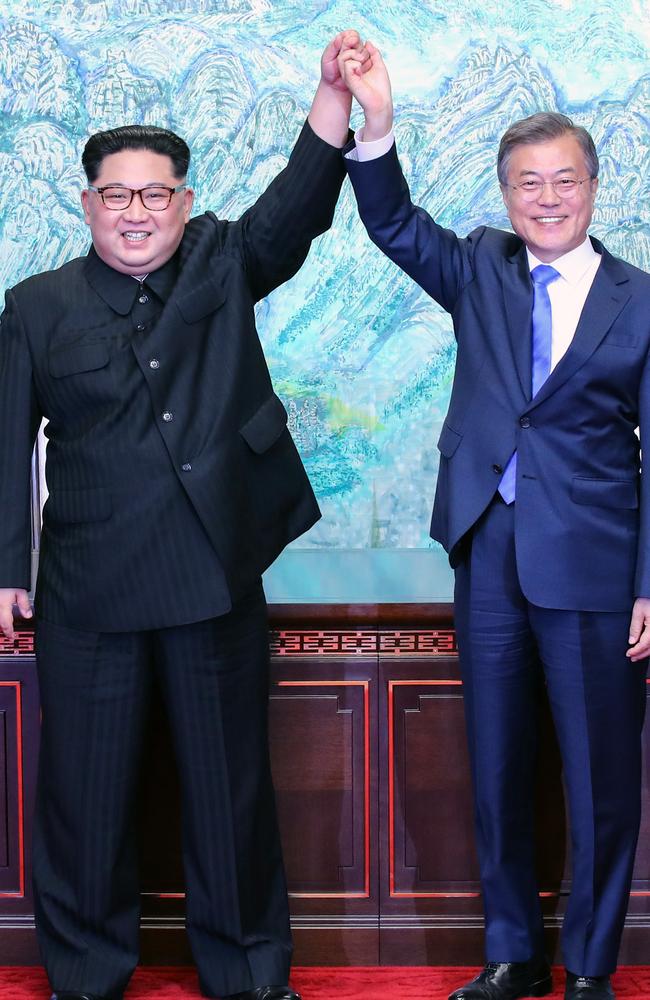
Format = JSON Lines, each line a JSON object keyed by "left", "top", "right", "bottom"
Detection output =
{"left": 0, "top": 31, "right": 368, "bottom": 1000}
{"left": 338, "top": 43, "right": 650, "bottom": 1000}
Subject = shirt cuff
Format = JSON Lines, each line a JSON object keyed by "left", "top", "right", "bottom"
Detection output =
{"left": 345, "top": 128, "right": 395, "bottom": 162}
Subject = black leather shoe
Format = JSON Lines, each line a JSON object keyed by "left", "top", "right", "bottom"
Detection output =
{"left": 565, "top": 972, "right": 614, "bottom": 999}
{"left": 222, "top": 989, "right": 301, "bottom": 1000}
{"left": 51, "top": 994, "right": 110, "bottom": 1000}
{"left": 449, "top": 958, "right": 552, "bottom": 1000}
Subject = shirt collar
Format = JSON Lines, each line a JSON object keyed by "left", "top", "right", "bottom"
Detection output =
{"left": 526, "top": 237, "right": 600, "bottom": 285}
{"left": 84, "top": 246, "right": 179, "bottom": 314}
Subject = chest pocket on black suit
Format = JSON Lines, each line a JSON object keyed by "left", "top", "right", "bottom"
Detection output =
{"left": 48, "top": 340, "right": 114, "bottom": 408}
{"left": 176, "top": 278, "right": 227, "bottom": 324}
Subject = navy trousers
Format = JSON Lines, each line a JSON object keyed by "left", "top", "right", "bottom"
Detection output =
{"left": 33, "top": 583, "right": 291, "bottom": 999}
{"left": 454, "top": 496, "right": 647, "bottom": 976}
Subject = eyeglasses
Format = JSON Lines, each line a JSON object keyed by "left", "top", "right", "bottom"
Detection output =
{"left": 88, "top": 184, "right": 187, "bottom": 211}
{"left": 505, "top": 177, "right": 595, "bottom": 201}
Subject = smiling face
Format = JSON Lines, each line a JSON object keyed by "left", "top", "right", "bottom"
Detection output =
{"left": 81, "top": 149, "right": 194, "bottom": 275}
{"left": 501, "top": 134, "right": 598, "bottom": 263}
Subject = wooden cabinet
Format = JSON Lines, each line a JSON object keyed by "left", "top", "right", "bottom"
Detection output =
{"left": 1, "top": 609, "right": 649, "bottom": 965}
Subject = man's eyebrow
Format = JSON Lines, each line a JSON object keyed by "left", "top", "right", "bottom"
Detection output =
{"left": 516, "top": 166, "right": 579, "bottom": 177}
{"left": 97, "top": 181, "right": 173, "bottom": 187}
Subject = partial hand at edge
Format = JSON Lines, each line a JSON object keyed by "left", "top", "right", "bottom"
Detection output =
{"left": 626, "top": 596, "right": 650, "bottom": 661}
{"left": 0, "top": 588, "right": 32, "bottom": 642}
{"left": 337, "top": 40, "right": 393, "bottom": 140}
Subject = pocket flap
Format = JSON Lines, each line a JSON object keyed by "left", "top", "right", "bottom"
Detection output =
{"left": 437, "top": 421, "right": 462, "bottom": 458}
{"left": 571, "top": 477, "right": 639, "bottom": 509}
{"left": 240, "top": 394, "right": 288, "bottom": 454}
{"left": 601, "top": 331, "right": 638, "bottom": 349}
{"left": 45, "top": 488, "right": 112, "bottom": 524}
{"left": 49, "top": 341, "right": 110, "bottom": 378}
{"left": 176, "top": 278, "right": 227, "bottom": 324}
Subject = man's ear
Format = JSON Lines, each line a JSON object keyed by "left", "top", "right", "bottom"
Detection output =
{"left": 81, "top": 188, "right": 91, "bottom": 225}
{"left": 183, "top": 186, "right": 195, "bottom": 222}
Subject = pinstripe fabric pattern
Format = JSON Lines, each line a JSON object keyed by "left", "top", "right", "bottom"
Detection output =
{"left": 0, "top": 120, "right": 349, "bottom": 997}
{"left": 0, "top": 120, "right": 347, "bottom": 631}
{"left": 34, "top": 585, "right": 289, "bottom": 999}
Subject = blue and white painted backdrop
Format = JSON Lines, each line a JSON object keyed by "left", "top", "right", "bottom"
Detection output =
{"left": 1, "top": 1, "right": 649, "bottom": 600}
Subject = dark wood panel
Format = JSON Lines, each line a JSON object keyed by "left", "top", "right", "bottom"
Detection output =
{"left": 270, "top": 658, "right": 379, "bottom": 929}
{"left": 268, "top": 604, "right": 455, "bottom": 627}
{"left": 0, "top": 654, "right": 40, "bottom": 916}
{"left": 291, "top": 921, "right": 378, "bottom": 965}
{"left": 0, "top": 711, "right": 8, "bottom": 870}
{"left": 379, "top": 919, "right": 486, "bottom": 966}
{"left": 632, "top": 686, "right": 650, "bottom": 883}
{"left": 270, "top": 686, "right": 360, "bottom": 892}
{"left": 2, "top": 616, "right": 650, "bottom": 968}
{"left": 0, "top": 684, "right": 23, "bottom": 896}
{"left": 390, "top": 682, "right": 479, "bottom": 893}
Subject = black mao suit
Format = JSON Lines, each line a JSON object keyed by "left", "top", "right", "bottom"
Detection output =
{"left": 0, "top": 121, "right": 346, "bottom": 998}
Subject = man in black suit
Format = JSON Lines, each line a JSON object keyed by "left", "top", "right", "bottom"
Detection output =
{"left": 337, "top": 43, "right": 650, "bottom": 1000}
{"left": 0, "top": 31, "right": 366, "bottom": 1000}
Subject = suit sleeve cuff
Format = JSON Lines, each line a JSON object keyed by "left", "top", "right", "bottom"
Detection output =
{"left": 345, "top": 128, "right": 395, "bottom": 162}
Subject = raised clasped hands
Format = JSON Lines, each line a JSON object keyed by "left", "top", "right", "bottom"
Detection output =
{"left": 321, "top": 29, "right": 370, "bottom": 94}
{"left": 337, "top": 38, "right": 394, "bottom": 140}
{"left": 309, "top": 30, "right": 371, "bottom": 147}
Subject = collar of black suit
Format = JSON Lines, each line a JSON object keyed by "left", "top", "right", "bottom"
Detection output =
{"left": 84, "top": 245, "right": 179, "bottom": 315}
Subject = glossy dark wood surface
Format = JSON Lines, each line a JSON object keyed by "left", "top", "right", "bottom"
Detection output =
{"left": 1, "top": 609, "right": 648, "bottom": 966}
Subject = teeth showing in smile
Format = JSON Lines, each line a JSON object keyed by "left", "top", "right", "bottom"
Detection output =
{"left": 123, "top": 232, "right": 149, "bottom": 241}
{"left": 536, "top": 217, "right": 564, "bottom": 223}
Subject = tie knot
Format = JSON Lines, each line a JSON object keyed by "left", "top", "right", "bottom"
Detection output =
{"left": 531, "top": 264, "right": 560, "bottom": 288}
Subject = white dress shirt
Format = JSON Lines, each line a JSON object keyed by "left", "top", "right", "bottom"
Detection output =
{"left": 349, "top": 129, "right": 602, "bottom": 361}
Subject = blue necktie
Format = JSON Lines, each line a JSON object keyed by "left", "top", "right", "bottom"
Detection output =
{"left": 498, "top": 264, "right": 560, "bottom": 504}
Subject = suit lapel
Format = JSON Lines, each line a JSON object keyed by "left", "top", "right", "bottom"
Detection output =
{"left": 502, "top": 245, "right": 534, "bottom": 402}
{"left": 529, "top": 245, "right": 631, "bottom": 409}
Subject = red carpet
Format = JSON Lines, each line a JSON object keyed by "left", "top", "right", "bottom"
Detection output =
{"left": 0, "top": 967, "right": 649, "bottom": 999}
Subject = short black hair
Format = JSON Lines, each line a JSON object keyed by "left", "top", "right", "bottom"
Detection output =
{"left": 82, "top": 124, "right": 190, "bottom": 183}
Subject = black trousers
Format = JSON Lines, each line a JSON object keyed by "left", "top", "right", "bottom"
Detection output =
{"left": 33, "top": 584, "right": 292, "bottom": 999}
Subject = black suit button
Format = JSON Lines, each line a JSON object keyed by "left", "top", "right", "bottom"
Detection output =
{"left": 520, "top": 416, "right": 531, "bottom": 428}
{"left": 162, "top": 411, "right": 173, "bottom": 422}
{"left": 492, "top": 464, "right": 503, "bottom": 474}
{"left": 181, "top": 463, "right": 192, "bottom": 472}
{"left": 136, "top": 323, "right": 145, "bottom": 331}
{"left": 149, "top": 358, "right": 160, "bottom": 370}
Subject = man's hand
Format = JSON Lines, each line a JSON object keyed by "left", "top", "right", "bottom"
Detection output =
{"left": 320, "top": 29, "right": 366, "bottom": 93}
{"left": 308, "top": 30, "right": 369, "bottom": 147}
{"left": 0, "top": 588, "right": 32, "bottom": 642}
{"left": 626, "top": 597, "right": 650, "bottom": 661}
{"left": 338, "top": 40, "right": 393, "bottom": 140}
